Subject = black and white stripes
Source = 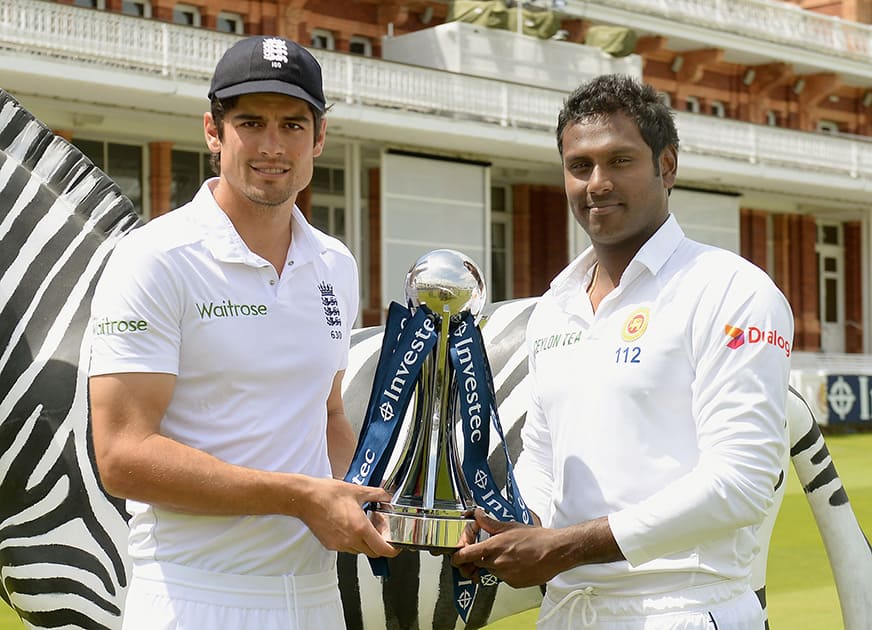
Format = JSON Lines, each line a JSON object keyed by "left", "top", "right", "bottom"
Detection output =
{"left": 0, "top": 89, "right": 139, "bottom": 629}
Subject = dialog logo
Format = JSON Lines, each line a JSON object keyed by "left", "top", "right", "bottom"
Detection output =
{"left": 724, "top": 325, "right": 745, "bottom": 349}
{"left": 725, "top": 324, "right": 790, "bottom": 357}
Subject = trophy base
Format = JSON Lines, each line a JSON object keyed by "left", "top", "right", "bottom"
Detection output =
{"left": 370, "top": 503, "right": 474, "bottom": 551}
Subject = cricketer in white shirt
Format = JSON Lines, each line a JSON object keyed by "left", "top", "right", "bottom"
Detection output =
{"left": 515, "top": 214, "right": 793, "bottom": 599}
{"left": 90, "top": 181, "right": 358, "bottom": 577}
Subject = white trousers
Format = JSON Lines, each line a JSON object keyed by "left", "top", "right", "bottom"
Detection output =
{"left": 121, "top": 561, "right": 345, "bottom": 630}
{"left": 537, "top": 579, "right": 764, "bottom": 630}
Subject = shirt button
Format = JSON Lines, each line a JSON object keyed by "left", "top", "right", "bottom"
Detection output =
{"left": 287, "top": 260, "right": 294, "bottom": 266}
{"left": 269, "top": 279, "right": 276, "bottom": 286}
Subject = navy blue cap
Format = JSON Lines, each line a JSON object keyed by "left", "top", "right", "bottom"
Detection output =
{"left": 208, "top": 36, "right": 326, "bottom": 112}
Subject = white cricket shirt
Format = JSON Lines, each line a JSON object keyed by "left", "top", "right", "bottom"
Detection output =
{"left": 89, "top": 180, "right": 359, "bottom": 576}
{"left": 514, "top": 215, "right": 793, "bottom": 595}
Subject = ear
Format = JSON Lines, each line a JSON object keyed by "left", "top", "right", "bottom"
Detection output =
{"left": 312, "top": 116, "right": 327, "bottom": 158}
{"left": 659, "top": 145, "right": 678, "bottom": 189}
{"left": 203, "top": 112, "right": 222, "bottom": 155}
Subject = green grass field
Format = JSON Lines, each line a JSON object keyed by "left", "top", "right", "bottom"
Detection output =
{"left": 0, "top": 433, "right": 869, "bottom": 630}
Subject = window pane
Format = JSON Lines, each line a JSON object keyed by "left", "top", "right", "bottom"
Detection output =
{"left": 311, "top": 30, "right": 334, "bottom": 50}
{"left": 217, "top": 16, "right": 241, "bottom": 33}
{"left": 311, "top": 167, "right": 331, "bottom": 193}
{"left": 822, "top": 225, "right": 839, "bottom": 244}
{"left": 171, "top": 150, "right": 202, "bottom": 208}
{"left": 121, "top": 1, "right": 145, "bottom": 16}
{"left": 334, "top": 207, "right": 345, "bottom": 239}
{"left": 491, "top": 222, "right": 508, "bottom": 301}
{"left": 492, "top": 222, "right": 506, "bottom": 249}
{"left": 174, "top": 9, "right": 195, "bottom": 25}
{"left": 491, "top": 251, "right": 507, "bottom": 302}
{"left": 108, "top": 143, "right": 142, "bottom": 211}
{"left": 349, "top": 37, "right": 371, "bottom": 56}
{"left": 824, "top": 278, "right": 838, "bottom": 323}
{"left": 310, "top": 205, "right": 330, "bottom": 233}
{"left": 491, "top": 186, "right": 506, "bottom": 212}
{"left": 824, "top": 256, "right": 837, "bottom": 273}
{"left": 73, "top": 139, "right": 104, "bottom": 170}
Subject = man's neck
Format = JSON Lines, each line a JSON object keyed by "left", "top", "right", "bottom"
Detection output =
{"left": 211, "top": 181, "right": 295, "bottom": 274}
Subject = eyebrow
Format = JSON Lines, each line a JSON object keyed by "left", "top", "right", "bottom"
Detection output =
{"left": 230, "top": 112, "right": 311, "bottom": 125}
{"left": 566, "top": 143, "right": 645, "bottom": 158}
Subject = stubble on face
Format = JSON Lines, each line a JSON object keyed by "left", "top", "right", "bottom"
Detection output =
{"left": 238, "top": 170, "right": 299, "bottom": 209}
{"left": 561, "top": 114, "right": 673, "bottom": 257}
{"left": 207, "top": 94, "right": 324, "bottom": 215}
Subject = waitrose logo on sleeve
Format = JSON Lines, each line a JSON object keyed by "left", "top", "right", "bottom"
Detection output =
{"left": 196, "top": 299, "right": 269, "bottom": 319}
{"left": 93, "top": 317, "right": 148, "bottom": 335}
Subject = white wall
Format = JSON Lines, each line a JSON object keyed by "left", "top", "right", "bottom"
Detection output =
{"left": 668, "top": 187, "right": 741, "bottom": 252}
{"left": 381, "top": 152, "right": 490, "bottom": 307}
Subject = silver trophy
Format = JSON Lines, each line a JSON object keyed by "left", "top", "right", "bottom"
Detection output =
{"left": 371, "top": 249, "right": 487, "bottom": 550}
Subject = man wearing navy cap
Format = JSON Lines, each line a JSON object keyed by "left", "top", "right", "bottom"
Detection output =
{"left": 89, "top": 36, "right": 397, "bottom": 629}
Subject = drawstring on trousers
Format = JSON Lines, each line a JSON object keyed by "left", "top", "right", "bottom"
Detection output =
{"left": 538, "top": 585, "right": 597, "bottom": 629}
{"left": 283, "top": 575, "right": 301, "bottom": 629}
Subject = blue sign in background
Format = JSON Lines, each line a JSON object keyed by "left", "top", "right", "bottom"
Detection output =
{"left": 826, "top": 374, "right": 872, "bottom": 424}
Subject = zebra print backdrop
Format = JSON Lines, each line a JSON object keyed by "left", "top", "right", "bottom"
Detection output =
{"left": 1, "top": 89, "right": 869, "bottom": 629}
{"left": 784, "top": 386, "right": 872, "bottom": 629}
{"left": 0, "top": 90, "right": 139, "bottom": 628}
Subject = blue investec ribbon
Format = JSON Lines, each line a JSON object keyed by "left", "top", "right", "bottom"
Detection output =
{"left": 345, "top": 302, "right": 437, "bottom": 578}
{"left": 345, "top": 302, "right": 436, "bottom": 494}
{"left": 347, "top": 304, "right": 530, "bottom": 623}
{"left": 346, "top": 302, "right": 436, "bottom": 489}
{"left": 448, "top": 311, "right": 531, "bottom": 621}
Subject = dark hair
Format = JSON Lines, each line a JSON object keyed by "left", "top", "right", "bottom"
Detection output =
{"left": 556, "top": 74, "right": 679, "bottom": 173}
{"left": 208, "top": 96, "right": 326, "bottom": 175}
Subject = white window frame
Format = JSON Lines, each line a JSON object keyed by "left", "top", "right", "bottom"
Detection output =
{"left": 216, "top": 11, "right": 244, "bottom": 34}
{"left": 766, "top": 110, "right": 778, "bottom": 127}
{"left": 685, "top": 96, "right": 701, "bottom": 114}
{"left": 121, "top": 0, "right": 151, "bottom": 18}
{"left": 349, "top": 35, "right": 372, "bottom": 56}
{"left": 710, "top": 101, "right": 726, "bottom": 118}
{"left": 173, "top": 2, "right": 201, "bottom": 26}
{"left": 816, "top": 221, "right": 845, "bottom": 353}
{"left": 311, "top": 164, "right": 347, "bottom": 242}
{"left": 817, "top": 120, "right": 840, "bottom": 134}
{"left": 311, "top": 28, "right": 335, "bottom": 50}
{"left": 73, "top": 0, "right": 107, "bottom": 8}
{"left": 490, "top": 184, "right": 513, "bottom": 302}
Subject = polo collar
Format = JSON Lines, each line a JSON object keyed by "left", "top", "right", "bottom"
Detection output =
{"left": 195, "top": 179, "right": 327, "bottom": 266}
{"left": 628, "top": 213, "right": 684, "bottom": 278}
{"left": 550, "top": 214, "right": 684, "bottom": 306}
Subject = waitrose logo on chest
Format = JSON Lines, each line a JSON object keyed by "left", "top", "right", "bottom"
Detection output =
{"left": 195, "top": 299, "right": 269, "bottom": 319}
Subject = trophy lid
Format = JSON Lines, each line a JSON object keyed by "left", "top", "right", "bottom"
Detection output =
{"left": 404, "top": 249, "right": 486, "bottom": 321}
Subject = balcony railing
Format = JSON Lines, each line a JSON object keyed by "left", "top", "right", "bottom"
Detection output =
{"left": 677, "top": 114, "right": 872, "bottom": 178}
{"left": 565, "top": 0, "right": 872, "bottom": 64}
{"left": 4, "top": 0, "right": 872, "bottom": 181}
